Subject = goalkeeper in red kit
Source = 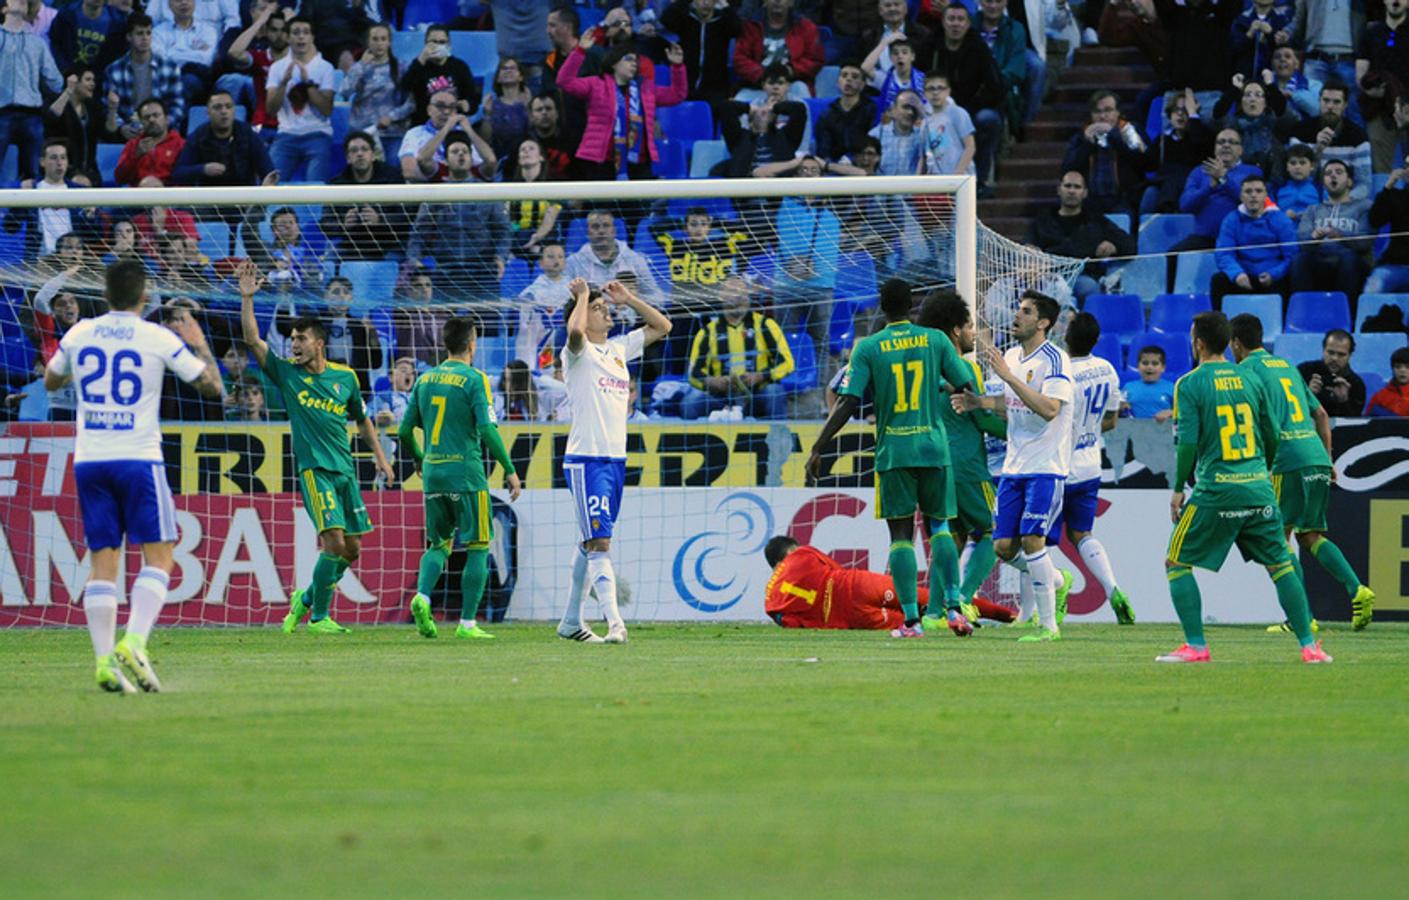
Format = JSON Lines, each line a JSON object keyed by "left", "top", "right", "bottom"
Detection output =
{"left": 763, "top": 536, "right": 1014, "bottom": 629}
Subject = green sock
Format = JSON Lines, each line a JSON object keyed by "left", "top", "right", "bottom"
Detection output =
{"left": 926, "top": 520, "right": 962, "bottom": 610}
{"left": 307, "top": 552, "right": 342, "bottom": 621}
{"left": 1289, "top": 552, "right": 1306, "bottom": 588}
{"left": 960, "top": 534, "right": 996, "bottom": 602}
{"left": 1271, "top": 562, "right": 1317, "bottom": 647}
{"left": 1309, "top": 536, "right": 1362, "bottom": 597}
{"left": 417, "top": 543, "right": 449, "bottom": 596}
{"left": 460, "top": 548, "right": 490, "bottom": 622}
{"left": 889, "top": 541, "right": 919, "bottom": 622}
{"left": 1167, "top": 566, "right": 1205, "bottom": 647}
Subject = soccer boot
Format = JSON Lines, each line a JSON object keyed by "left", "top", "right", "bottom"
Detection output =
{"left": 1155, "top": 643, "right": 1211, "bottom": 663}
{"left": 558, "top": 624, "right": 606, "bottom": 643}
{"left": 1351, "top": 586, "right": 1375, "bottom": 631}
{"left": 1301, "top": 641, "right": 1334, "bottom": 664}
{"left": 455, "top": 623, "right": 496, "bottom": 640}
{"left": 307, "top": 617, "right": 351, "bottom": 635}
{"left": 1055, "top": 568, "right": 1073, "bottom": 626}
{"left": 113, "top": 634, "right": 161, "bottom": 693}
{"left": 410, "top": 595, "right": 438, "bottom": 638}
{"left": 1110, "top": 588, "right": 1136, "bottom": 625}
{"left": 945, "top": 608, "right": 973, "bottom": 636}
{"left": 959, "top": 602, "right": 983, "bottom": 627}
{"left": 890, "top": 623, "right": 925, "bottom": 638}
{"left": 281, "top": 588, "right": 310, "bottom": 634}
{"left": 972, "top": 594, "right": 1016, "bottom": 623}
{"left": 1266, "top": 618, "right": 1320, "bottom": 634}
{"left": 95, "top": 655, "right": 137, "bottom": 694}
{"left": 1018, "top": 627, "right": 1061, "bottom": 643}
{"left": 605, "top": 623, "right": 629, "bottom": 644}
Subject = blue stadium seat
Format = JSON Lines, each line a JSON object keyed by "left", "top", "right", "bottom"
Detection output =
{"left": 664, "top": 197, "right": 735, "bottom": 220}
{"left": 96, "top": 143, "right": 124, "bottom": 185}
{"left": 1272, "top": 333, "right": 1325, "bottom": 366}
{"left": 1356, "top": 293, "right": 1409, "bottom": 330}
{"left": 1285, "top": 291, "right": 1351, "bottom": 334}
{"left": 779, "top": 331, "right": 817, "bottom": 394}
{"left": 1114, "top": 257, "right": 1166, "bottom": 301}
{"left": 1138, "top": 213, "right": 1197, "bottom": 253}
{"left": 1145, "top": 95, "right": 1164, "bottom": 147}
{"left": 828, "top": 302, "right": 855, "bottom": 358}
{"left": 185, "top": 103, "right": 246, "bottom": 136}
{"left": 564, "top": 215, "right": 626, "bottom": 252}
{"left": 657, "top": 101, "right": 714, "bottom": 149}
{"left": 331, "top": 105, "right": 350, "bottom": 150}
{"left": 341, "top": 260, "right": 399, "bottom": 303}
{"left": 1221, "top": 293, "right": 1283, "bottom": 341}
{"left": 1083, "top": 293, "right": 1144, "bottom": 344}
{"left": 1105, "top": 212, "right": 1131, "bottom": 233}
{"left": 474, "top": 335, "right": 516, "bottom": 373}
{"left": 652, "top": 139, "right": 687, "bottom": 179}
{"left": 1092, "top": 333, "right": 1124, "bottom": 371}
{"left": 451, "top": 31, "right": 498, "bottom": 79}
{"left": 745, "top": 253, "right": 775, "bottom": 286}
{"left": 1353, "top": 332, "right": 1408, "bottom": 373}
{"left": 804, "top": 97, "right": 832, "bottom": 129}
{"left": 403, "top": 0, "right": 458, "bottom": 28}
{"left": 0, "top": 334, "right": 38, "bottom": 380}
{"left": 818, "top": 24, "right": 840, "bottom": 62}
{"left": 1362, "top": 371, "right": 1386, "bottom": 408}
{"left": 1124, "top": 331, "right": 1193, "bottom": 381}
{"left": 834, "top": 252, "right": 877, "bottom": 305}
{"left": 814, "top": 65, "right": 840, "bottom": 98}
{"left": 500, "top": 256, "right": 533, "bottom": 297}
{"left": 1149, "top": 293, "right": 1211, "bottom": 335}
{"left": 689, "top": 139, "right": 728, "bottom": 178}
{"left": 578, "top": 7, "right": 605, "bottom": 31}
{"left": 391, "top": 30, "right": 422, "bottom": 63}
{"left": 1172, "top": 251, "right": 1217, "bottom": 293}
{"left": 0, "top": 222, "right": 27, "bottom": 266}
{"left": 0, "top": 145, "right": 17, "bottom": 185}
{"left": 196, "top": 220, "right": 231, "bottom": 260}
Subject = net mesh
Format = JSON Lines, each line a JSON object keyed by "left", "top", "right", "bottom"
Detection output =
{"left": 0, "top": 181, "right": 1082, "bottom": 627}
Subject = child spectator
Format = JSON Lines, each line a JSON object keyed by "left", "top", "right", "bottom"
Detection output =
{"left": 230, "top": 375, "right": 273, "bottom": 422}
{"left": 369, "top": 356, "right": 416, "bottom": 427}
{"left": 1276, "top": 144, "right": 1319, "bottom": 220}
{"left": 1366, "top": 347, "right": 1409, "bottom": 416}
{"left": 919, "top": 73, "right": 975, "bottom": 175}
{"left": 1122, "top": 345, "right": 1176, "bottom": 421}
{"left": 865, "top": 37, "right": 925, "bottom": 113}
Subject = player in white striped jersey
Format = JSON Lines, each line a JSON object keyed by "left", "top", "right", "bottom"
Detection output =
{"left": 43, "top": 260, "right": 223, "bottom": 692}
{"left": 1049, "top": 312, "right": 1135, "bottom": 624}
{"left": 954, "top": 291, "right": 1071, "bottom": 641}
{"left": 556, "top": 277, "right": 671, "bottom": 644}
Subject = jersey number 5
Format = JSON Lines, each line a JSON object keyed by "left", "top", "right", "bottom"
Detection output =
{"left": 890, "top": 361, "right": 924, "bottom": 413}
{"left": 1216, "top": 402, "right": 1257, "bottom": 461}
{"left": 1279, "top": 377, "right": 1305, "bottom": 423}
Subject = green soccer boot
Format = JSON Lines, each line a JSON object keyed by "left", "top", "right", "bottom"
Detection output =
{"left": 282, "top": 589, "right": 310, "bottom": 634}
{"left": 411, "top": 595, "right": 438, "bottom": 638}
{"left": 114, "top": 634, "right": 161, "bottom": 693}
{"left": 454, "top": 623, "right": 496, "bottom": 640}
{"left": 307, "top": 617, "right": 351, "bottom": 635}
{"left": 1110, "top": 588, "right": 1136, "bottom": 625}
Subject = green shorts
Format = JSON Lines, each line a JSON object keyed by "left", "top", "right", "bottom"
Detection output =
{"left": 1273, "top": 466, "right": 1331, "bottom": 533}
{"left": 1166, "top": 499, "right": 1289, "bottom": 571}
{"left": 424, "top": 491, "right": 494, "bottom": 548}
{"left": 299, "top": 468, "right": 372, "bottom": 536}
{"left": 951, "top": 479, "right": 996, "bottom": 536}
{"left": 875, "top": 466, "right": 954, "bottom": 521}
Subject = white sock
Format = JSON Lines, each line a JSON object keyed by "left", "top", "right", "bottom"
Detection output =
{"left": 83, "top": 581, "right": 119, "bottom": 659}
{"left": 126, "top": 566, "right": 169, "bottom": 643}
{"left": 1018, "top": 572, "right": 1037, "bottom": 625}
{"left": 959, "top": 539, "right": 975, "bottom": 576}
{"left": 460, "top": 618, "right": 477, "bottom": 629}
{"left": 559, "top": 548, "right": 590, "bottom": 631}
{"left": 587, "top": 550, "right": 623, "bottom": 629}
{"left": 1006, "top": 552, "right": 1029, "bottom": 573}
{"left": 1078, "top": 536, "right": 1118, "bottom": 598}
{"left": 1026, "top": 549, "right": 1058, "bottom": 632}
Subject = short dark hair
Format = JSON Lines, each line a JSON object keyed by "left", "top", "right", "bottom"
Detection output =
{"left": 1021, "top": 290, "right": 1060, "bottom": 334}
{"left": 548, "top": 4, "right": 580, "bottom": 35}
{"left": 137, "top": 97, "right": 166, "bottom": 116}
{"left": 1240, "top": 174, "right": 1267, "bottom": 190}
{"left": 207, "top": 89, "right": 235, "bottom": 106}
{"left": 887, "top": 37, "right": 912, "bottom": 54}
{"left": 916, "top": 289, "right": 970, "bottom": 336}
{"left": 765, "top": 535, "right": 798, "bottom": 569}
{"left": 105, "top": 259, "right": 147, "bottom": 310}
{"left": 344, "top": 130, "right": 376, "bottom": 154}
{"left": 879, "top": 278, "right": 913, "bottom": 320}
{"left": 600, "top": 44, "right": 638, "bottom": 74}
{"left": 443, "top": 131, "right": 472, "bottom": 155}
{"left": 286, "top": 15, "right": 313, "bottom": 30}
{"left": 1229, "top": 312, "right": 1265, "bottom": 350}
{"left": 443, "top": 316, "right": 476, "bottom": 355}
{"left": 1088, "top": 89, "right": 1118, "bottom": 112}
{"left": 1321, "top": 81, "right": 1350, "bottom": 101}
{"left": 684, "top": 206, "right": 711, "bottom": 221}
{"left": 1287, "top": 143, "right": 1317, "bottom": 163}
{"left": 1137, "top": 344, "right": 1166, "bottom": 364}
{"left": 126, "top": 11, "right": 152, "bottom": 33}
{"left": 1321, "top": 158, "right": 1352, "bottom": 180}
{"left": 1192, "top": 311, "right": 1231, "bottom": 356}
{"left": 290, "top": 315, "right": 328, "bottom": 345}
{"left": 762, "top": 63, "right": 791, "bottom": 84}
{"left": 838, "top": 59, "right": 865, "bottom": 75}
{"left": 1065, "top": 311, "right": 1101, "bottom": 358}
{"left": 562, "top": 285, "right": 604, "bottom": 323}
{"left": 1391, "top": 347, "right": 1409, "bottom": 367}
{"left": 1323, "top": 328, "right": 1355, "bottom": 351}
{"left": 42, "top": 137, "right": 69, "bottom": 155}
{"left": 325, "top": 275, "right": 353, "bottom": 294}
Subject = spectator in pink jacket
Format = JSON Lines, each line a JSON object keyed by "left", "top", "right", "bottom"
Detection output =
{"left": 556, "top": 26, "right": 687, "bottom": 181}
{"left": 733, "top": 0, "right": 826, "bottom": 101}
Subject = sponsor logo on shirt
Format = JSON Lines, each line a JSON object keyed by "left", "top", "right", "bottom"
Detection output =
{"left": 596, "top": 375, "right": 629, "bottom": 392}
{"left": 84, "top": 410, "right": 135, "bottom": 430}
{"left": 297, "top": 390, "right": 347, "bottom": 416}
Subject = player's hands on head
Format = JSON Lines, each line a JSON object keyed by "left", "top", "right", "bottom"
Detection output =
{"left": 568, "top": 276, "right": 590, "bottom": 300}
{"left": 506, "top": 472, "right": 522, "bottom": 501}
{"left": 602, "top": 280, "right": 631, "bottom": 304}
{"left": 164, "top": 310, "right": 207, "bottom": 349}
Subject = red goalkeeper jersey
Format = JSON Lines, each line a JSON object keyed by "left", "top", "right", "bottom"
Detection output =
{"left": 764, "top": 546, "right": 928, "bottom": 630}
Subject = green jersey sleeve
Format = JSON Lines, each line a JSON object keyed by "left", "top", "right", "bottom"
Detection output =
{"left": 467, "top": 370, "right": 491, "bottom": 429}
{"left": 839, "top": 341, "right": 872, "bottom": 400}
{"left": 260, "top": 352, "right": 295, "bottom": 391}
{"left": 936, "top": 333, "right": 974, "bottom": 393}
{"left": 1173, "top": 374, "right": 1200, "bottom": 447}
{"left": 346, "top": 373, "right": 367, "bottom": 422}
{"left": 403, "top": 380, "right": 423, "bottom": 431}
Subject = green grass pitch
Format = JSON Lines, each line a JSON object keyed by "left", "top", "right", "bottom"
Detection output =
{"left": 3, "top": 622, "right": 1408, "bottom": 897}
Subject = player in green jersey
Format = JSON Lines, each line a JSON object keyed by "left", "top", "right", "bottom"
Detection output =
{"left": 238, "top": 259, "right": 397, "bottom": 635}
{"left": 916, "top": 289, "right": 1008, "bottom": 624}
{"left": 1230, "top": 314, "right": 1375, "bottom": 632}
{"left": 398, "top": 317, "right": 523, "bottom": 640}
{"left": 1160, "top": 312, "right": 1332, "bottom": 664}
{"left": 806, "top": 279, "right": 976, "bottom": 638}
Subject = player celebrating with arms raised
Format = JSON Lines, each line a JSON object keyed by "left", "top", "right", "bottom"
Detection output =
{"left": 954, "top": 291, "right": 1071, "bottom": 642}
{"left": 399, "top": 317, "right": 522, "bottom": 640}
{"left": 807, "top": 279, "right": 977, "bottom": 638}
{"left": 44, "top": 259, "right": 224, "bottom": 692}
{"left": 238, "top": 259, "right": 396, "bottom": 635}
{"left": 1161, "top": 312, "right": 1330, "bottom": 664}
{"left": 556, "top": 278, "right": 671, "bottom": 644}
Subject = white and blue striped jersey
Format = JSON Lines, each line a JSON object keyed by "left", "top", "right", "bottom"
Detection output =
{"left": 1067, "top": 355, "right": 1121, "bottom": 484}
{"left": 45, "top": 311, "right": 207, "bottom": 463}
{"left": 1000, "top": 339, "right": 1073, "bottom": 477}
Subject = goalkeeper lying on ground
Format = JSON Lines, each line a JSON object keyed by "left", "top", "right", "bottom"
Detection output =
{"left": 763, "top": 536, "right": 1014, "bottom": 630}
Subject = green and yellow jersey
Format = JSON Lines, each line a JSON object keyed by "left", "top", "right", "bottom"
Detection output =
{"left": 261, "top": 354, "right": 365, "bottom": 478}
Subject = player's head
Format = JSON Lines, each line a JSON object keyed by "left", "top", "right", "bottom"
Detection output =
{"left": 1014, "top": 290, "right": 1060, "bottom": 341}
{"left": 289, "top": 315, "right": 328, "bottom": 364}
{"left": 917, "top": 288, "right": 973, "bottom": 353}
{"left": 1064, "top": 311, "right": 1101, "bottom": 358}
{"left": 878, "top": 278, "right": 914, "bottom": 322}
{"left": 563, "top": 284, "right": 610, "bottom": 336}
{"left": 1228, "top": 312, "right": 1264, "bottom": 361}
{"left": 765, "top": 535, "right": 799, "bottom": 569}
{"left": 443, "top": 315, "right": 477, "bottom": 357}
{"left": 1137, "top": 345, "right": 1166, "bottom": 381}
{"left": 105, "top": 258, "right": 147, "bottom": 311}
{"left": 1190, "top": 311, "right": 1231, "bottom": 360}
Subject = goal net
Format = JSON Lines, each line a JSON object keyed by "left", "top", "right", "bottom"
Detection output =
{"left": 0, "top": 177, "right": 1083, "bottom": 627}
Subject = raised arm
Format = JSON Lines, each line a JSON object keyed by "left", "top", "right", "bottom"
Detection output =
{"left": 164, "top": 308, "right": 225, "bottom": 399}
{"left": 236, "top": 258, "right": 270, "bottom": 366}
{"left": 603, "top": 279, "right": 671, "bottom": 347}
{"left": 565, "top": 276, "right": 592, "bottom": 354}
